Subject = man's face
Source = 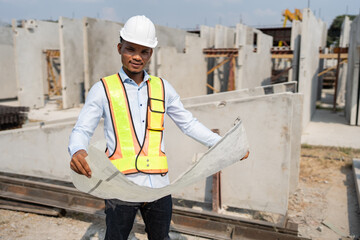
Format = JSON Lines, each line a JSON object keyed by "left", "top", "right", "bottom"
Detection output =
{"left": 117, "top": 40, "right": 153, "bottom": 75}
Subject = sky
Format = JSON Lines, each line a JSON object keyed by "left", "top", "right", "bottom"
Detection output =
{"left": 0, "top": 0, "right": 359, "bottom": 29}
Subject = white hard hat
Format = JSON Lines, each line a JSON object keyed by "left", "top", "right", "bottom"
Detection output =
{"left": 120, "top": 15, "right": 158, "bottom": 48}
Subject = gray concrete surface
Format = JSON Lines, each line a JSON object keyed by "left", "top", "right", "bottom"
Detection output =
{"left": 235, "top": 23, "right": 272, "bottom": 89}
{"left": 59, "top": 17, "right": 84, "bottom": 109}
{"left": 13, "top": 20, "right": 59, "bottom": 108}
{"left": 337, "top": 16, "right": 352, "bottom": 107}
{"left": 165, "top": 92, "right": 302, "bottom": 215}
{"left": 301, "top": 109, "right": 360, "bottom": 149}
{"left": 156, "top": 35, "right": 208, "bottom": 98}
{"left": 0, "top": 26, "right": 17, "bottom": 99}
{"left": 345, "top": 15, "right": 360, "bottom": 126}
{"left": 83, "top": 17, "right": 123, "bottom": 94}
{"left": 353, "top": 158, "right": 360, "bottom": 211}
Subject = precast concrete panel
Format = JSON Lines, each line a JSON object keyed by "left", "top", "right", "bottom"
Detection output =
{"left": 235, "top": 24, "right": 272, "bottom": 89}
{"left": 200, "top": 25, "right": 215, "bottom": 48}
{"left": 0, "top": 26, "right": 17, "bottom": 99}
{"left": 337, "top": 16, "right": 352, "bottom": 107}
{"left": 83, "top": 18, "right": 123, "bottom": 94}
{"left": 289, "top": 21, "right": 302, "bottom": 82}
{"left": 156, "top": 35, "right": 207, "bottom": 98}
{"left": 298, "top": 9, "right": 324, "bottom": 129}
{"left": 59, "top": 17, "right": 84, "bottom": 109}
{"left": 0, "top": 121, "right": 104, "bottom": 181}
{"left": 345, "top": 15, "right": 360, "bottom": 125}
{"left": 215, "top": 25, "right": 235, "bottom": 48}
{"left": 13, "top": 20, "right": 59, "bottom": 108}
{"left": 165, "top": 92, "right": 302, "bottom": 215}
{"left": 180, "top": 82, "right": 301, "bottom": 194}
{"left": 155, "top": 25, "right": 190, "bottom": 53}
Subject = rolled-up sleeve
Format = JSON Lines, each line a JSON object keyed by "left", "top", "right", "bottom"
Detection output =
{"left": 164, "top": 81, "right": 221, "bottom": 147}
{"left": 68, "top": 82, "right": 105, "bottom": 157}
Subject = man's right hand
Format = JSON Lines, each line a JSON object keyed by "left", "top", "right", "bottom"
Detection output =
{"left": 70, "top": 149, "right": 92, "bottom": 178}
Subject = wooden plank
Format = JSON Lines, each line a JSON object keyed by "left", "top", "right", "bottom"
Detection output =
{"left": 319, "top": 53, "right": 348, "bottom": 59}
{"left": 271, "top": 54, "right": 294, "bottom": 59}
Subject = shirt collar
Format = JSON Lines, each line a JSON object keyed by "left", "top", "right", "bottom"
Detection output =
{"left": 119, "top": 67, "right": 151, "bottom": 84}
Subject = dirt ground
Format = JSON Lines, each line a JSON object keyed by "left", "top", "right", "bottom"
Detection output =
{"left": 1, "top": 145, "right": 360, "bottom": 240}
{"left": 288, "top": 145, "right": 360, "bottom": 240}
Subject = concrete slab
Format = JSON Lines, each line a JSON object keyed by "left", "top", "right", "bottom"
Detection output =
{"left": 165, "top": 92, "right": 301, "bottom": 215}
{"left": 59, "top": 17, "right": 84, "bottom": 109}
{"left": 235, "top": 24, "right": 272, "bottom": 89}
{"left": 0, "top": 120, "right": 104, "bottom": 181}
{"left": 13, "top": 20, "right": 59, "bottom": 108}
{"left": 83, "top": 18, "right": 123, "bottom": 94}
{"left": 298, "top": 9, "right": 327, "bottom": 129}
{"left": 0, "top": 26, "right": 17, "bottom": 100}
{"left": 353, "top": 158, "right": 360, "bottom": 210}
{"left": 337, "top": 16, "right": 352, "bottom": 107}
{"left": 156, "top": 35, "right": 207, "bottom": 98}
{"left": 345, "top": 15, "right": 360, "bottom": 126}
{"left": 200, "top": 25, "right": 215, "bottom": 48}
{"left": 302, "top": 109, "right": 360, "bottom": 149}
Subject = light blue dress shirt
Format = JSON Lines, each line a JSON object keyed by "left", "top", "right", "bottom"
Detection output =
{"left": 68, "top": 68, "right": 221, "bottom": 189}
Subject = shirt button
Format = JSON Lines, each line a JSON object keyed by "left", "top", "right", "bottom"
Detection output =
{"left": 147, "top": 164, "right": 149, "bottom": 167}
{"left": 142, "top": 120, "right": 144, "bottom": 123}
{"left": 140, "top": 104, "right": 142, "bottom": 106}
{"left": 138, "top": 88, "right": 140, "bottom": 91}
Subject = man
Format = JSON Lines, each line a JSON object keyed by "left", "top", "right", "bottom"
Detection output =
{"left": 69, "top": 15, "right": 246, "bottom": 240}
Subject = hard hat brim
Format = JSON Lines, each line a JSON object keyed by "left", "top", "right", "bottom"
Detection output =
{"left": 120, "top": 29, "right": 158, "bottom": 49}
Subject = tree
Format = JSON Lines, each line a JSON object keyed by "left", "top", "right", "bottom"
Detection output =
{"left": 327, "top": 14, "right": 356, "bottom": 47}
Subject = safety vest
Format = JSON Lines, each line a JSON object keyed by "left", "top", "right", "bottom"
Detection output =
{"left": 101, "top": 73, "right": 168, "bottom": 175}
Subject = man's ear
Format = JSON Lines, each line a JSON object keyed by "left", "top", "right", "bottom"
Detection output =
{"left": 117, "top": 43, "right": 122, "bottom": 55}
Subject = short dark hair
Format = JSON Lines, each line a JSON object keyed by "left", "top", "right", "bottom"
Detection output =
{"left": 120, "top": 36, "right": 123, "bottom": 44}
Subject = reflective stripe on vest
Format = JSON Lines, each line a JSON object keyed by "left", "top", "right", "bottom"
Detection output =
{"left": 101, "top": 73, "right": 168, "bottom": 175}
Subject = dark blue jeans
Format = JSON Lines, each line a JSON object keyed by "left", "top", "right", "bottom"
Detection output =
{"left": 104, "top": 195, "right": 172, "bottom": 240}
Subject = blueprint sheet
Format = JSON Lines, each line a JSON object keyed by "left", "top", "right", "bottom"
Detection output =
{"left": 71, "top": 120, "right": 249, "bottom": 202}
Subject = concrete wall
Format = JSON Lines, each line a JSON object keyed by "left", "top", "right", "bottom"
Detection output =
{"left": 83, "top": 18, "right": 123, "bottom": 94}
{"left": 289, "top": 20, "right": 302, "bottom": 83}
{"left": 156, "top": 35, "right": 207, "bottom": 98}
{"left": 337, "top": 16, "right": 352, "bottom": 107}
{"left": 13, "top": 20, "right": 59, "bottom": 108}
{"left": 200, "top": 25, "right": 215, "bottom": 48}
{"left": 0, "top": 120, "right": 104, "bottom": 181}
{"left": 59, "top": 17, "right": 84, "bottom": 109}
{"left": 345, "top": 15, "right": 360, "bottom": 126}
{"left": 180, "top": 81, "right": 301, "bottom": 194}
{"left": 0, "top": 26, "right": 17, "bottom": 100}
{"left": 298, "top": 9, "right": 326, "bottom": 129}
{"left": 235, "top": 24, "right": 272, "bottom": 89}
{"left": 165, "top": 92, "right": 302, "bottom": 215}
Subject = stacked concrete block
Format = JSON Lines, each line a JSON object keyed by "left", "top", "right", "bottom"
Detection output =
{"left": 345, "top": 15, "right": 360, "bottom": 126}
{"left": 165, "top": 91, "right": 303, "bottom": 215}
{"left": 0, "top": 26, "right": 17, "bottom": 100}
{"left": 235, "top": 23, "right": 273, "bottom": 89}
{"left": 83, "top": 18, "right": 123, "bottom": 94}
{"left": 59, "top": 17, "right": 84, "bottom": 109}
{"left": 156, "top": 35, "right": 208, "bottom": 98}
{"left": 298, "top": 9, "right": 327, "bottom": 129}
{"left": 13, "top": 20, "right": 59, "bottom": 108}
{"left": 337, "top": 16, "right": 352, "bottom": 107}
